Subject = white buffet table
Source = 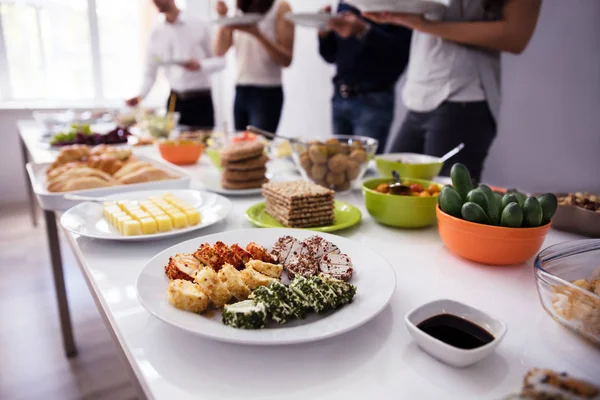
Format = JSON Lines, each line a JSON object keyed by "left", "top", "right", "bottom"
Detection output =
{"left": 18, "top": 120, "right": 600, "bottom": 400}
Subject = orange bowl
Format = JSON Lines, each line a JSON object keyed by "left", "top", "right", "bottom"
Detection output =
{"left": 157, "top": 140, "right": 204, "bottom": 165}
{"left": 436, "top": 205, "right": 551, "bottom": 266}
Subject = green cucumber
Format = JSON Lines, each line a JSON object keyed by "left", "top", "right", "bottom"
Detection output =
{"left": 493, "top": 192, "right": 503, "bottom": 206}
{"left": 523, "top": 196, "right": 543, "bottom": 227}
{"left": 450, "top": 163, "right": 473, "bottom": 202}
{"left": 461, "top": 202, "right": 491, "bottom": 225}
{"left": 500, "top": 202, "right": 523, "bottom": 228}
{"left": 478, "top": 185, "right": 500, "bottom": 225}
{"left": 438, "top": 186, "right": 464, "bottom": 218}
{"left": 466, "top": 189, "right": 489, "bottom": 215}
{"left": 507, "top": 189, "right": 527, "bottom": 207}
{"left": 537, "top": 193, "right": 558, "bottom": 223}
{"left": 501, "top": 194, "right": 519, "bottom": 211}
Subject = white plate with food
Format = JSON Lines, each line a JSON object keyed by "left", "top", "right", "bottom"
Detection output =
{"left": 213, "top": 14, "right": 263, "bottom": 26}
{"left": 199, "top": 173, "right": 265, "bottom": 197}
{"left": 354, "top": 0, "right": 447, "bottom": 14}
{"left": 26, "top": 145, "right": 190, "bottom": 211}
{"left": 286, "top": 12, "right": 332, "bottom": 29}
{"left": 60, "top": 189, "right": 232, "bottom": 242}
{"left": 136, "top": 228, "right": 396, "bottom": 345}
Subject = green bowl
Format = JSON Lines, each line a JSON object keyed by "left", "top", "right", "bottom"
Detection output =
{"left": 375, "top": 153, "right": 444, "bottom": 180}
{"left": 362, "top": 178, "right": 442, "bottom": 228}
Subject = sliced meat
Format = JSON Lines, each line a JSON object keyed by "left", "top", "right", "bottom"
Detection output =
{"left": 246, "top": 242, "right": 278, "bottom": 264}
{"left": 303, "top": 235, "right": 340, "bottom": 260}
{"left": 319, "top": 253, "right": 353, "bottom": 281}
{"left": 271, "top": 236, "right": 297, "bottom": 265}
{"left": 164, "top": 253, "right": 202, "bottom": 281}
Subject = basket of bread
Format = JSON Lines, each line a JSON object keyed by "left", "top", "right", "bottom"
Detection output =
{"left": 27, "top": 144, "right": 190, "bottom": 211}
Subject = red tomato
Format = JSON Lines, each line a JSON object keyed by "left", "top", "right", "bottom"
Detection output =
{"left": 232, "top": 131, "right": 257, "bottom": 143}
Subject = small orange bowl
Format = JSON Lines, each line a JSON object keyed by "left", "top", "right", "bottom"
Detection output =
{"left": 436, "top": 205, "right": 551, "bottom": 266}
{"left": 157, "top": 140, "right": 205, "bottom": 165}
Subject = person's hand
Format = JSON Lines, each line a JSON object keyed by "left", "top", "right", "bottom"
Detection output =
{"left": 125, "top": 96, "right": 141, "bottom": 107}
{"left": 318, "top": 5, "right": 333, "bottom": 37}
{"left": 363, "top": 12, "right": 426, "bottom": 30}
{"left": 327, "top": 11, "right": 369, "bottom": 39}
{"left": 182, "top": 58, "right": 201, "bottom": 71}
{"left": 216, "top": 0, "right": 228, "bottom": 16}
{"left": 230, "top": 24, "right": 260, "bottom": 37}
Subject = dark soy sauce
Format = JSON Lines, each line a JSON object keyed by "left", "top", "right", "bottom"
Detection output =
{"left": 417, "top": 314, "right": 494, "bottom": 350}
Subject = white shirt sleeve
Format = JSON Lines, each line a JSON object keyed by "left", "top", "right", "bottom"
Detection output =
{"left": 140, "top": 29, "right": 160, "bottom": 99}
{"left": 199, "top": 24, "right": 226, "bottom": 74}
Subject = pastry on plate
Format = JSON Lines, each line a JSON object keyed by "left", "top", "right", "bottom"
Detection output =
{"left": 117, "top": 166, "right": 172, "bottom": 184}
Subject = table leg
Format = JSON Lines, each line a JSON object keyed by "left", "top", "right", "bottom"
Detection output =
{"left": 44, "top": 210, "right": 78, "bottom": 358}
{"left": 20, "top": 136, "right": 37, "bottom": 227}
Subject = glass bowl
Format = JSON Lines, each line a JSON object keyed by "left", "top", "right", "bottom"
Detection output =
{"left": 291, "top": 135, "right": 378, "bottom": 192}
{"left": 534, "top": 240, "right": 600, "bottom": 347}
{"left": 140, "top": 110, "right": 181, "bottom": 139}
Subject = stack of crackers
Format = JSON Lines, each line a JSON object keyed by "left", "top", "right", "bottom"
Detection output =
{"left": 262, "top": 180, "right": 335, "bottom": 228}
{"left": 221, "top": 141, "right": 269, "bottom": 190}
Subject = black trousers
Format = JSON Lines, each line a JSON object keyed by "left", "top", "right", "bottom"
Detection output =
{"left": 389, "top": 101, "right": 496, "bottom": 182}
{"left": 234, "top": 85, "right": 284, "bottom": 133}
{"left": 169, "top": 91, "right": 215, "bottom": 128}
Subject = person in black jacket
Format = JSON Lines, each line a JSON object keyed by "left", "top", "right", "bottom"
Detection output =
{"left": 319, "top": 1, "right": 411, "bottom": 153}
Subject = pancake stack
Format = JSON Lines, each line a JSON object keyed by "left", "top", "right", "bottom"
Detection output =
{"left": 262, "top": 180, "right": 335, "bottom": 228}
{"left": 220, "top": 141, "right": 269, "bottom": 190}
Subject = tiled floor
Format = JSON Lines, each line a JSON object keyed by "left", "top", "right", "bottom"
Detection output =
{"left": 0, "top": 203, "right": 137, "bottom": 400}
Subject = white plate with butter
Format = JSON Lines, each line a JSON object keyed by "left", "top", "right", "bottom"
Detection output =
{"left": 60, "top": 189, "right": 232, "bottom": 242}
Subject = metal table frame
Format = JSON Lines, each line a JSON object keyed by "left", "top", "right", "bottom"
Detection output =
{"left": 19, "top": 133, "right": 77, "bottom": 357}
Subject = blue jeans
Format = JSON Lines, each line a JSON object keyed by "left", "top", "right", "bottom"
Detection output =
{"left": 332, "top": 89, "right": 395, "bottom": 154}
{"left": 234, "top": 85, "right": 284, "bottom": 133}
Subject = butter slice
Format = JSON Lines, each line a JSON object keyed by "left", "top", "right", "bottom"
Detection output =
{"left": 110, "top": 211, "right": 127, "bottom": 226}
{"left": 183, "top": 209, "right": 201, "bottom": 225}
{"left": 140, "top": 218, "right": 158, "bottom": 234}
{"left": 130, "top": 211, "right": 151, "bottom": 221}
{"left": 116, "top": 215, "right": 132, "bottom": 233}
{"left": 121, "top": 220, "right": 142, "bottom": 236}
{"left": 168, "top": 212, "right": 188, "bottom": 228}
{"left": 154, "top": 215, "right": 173, "bottom": 232}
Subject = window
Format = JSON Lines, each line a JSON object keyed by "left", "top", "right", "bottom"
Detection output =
{"left": 0, "top": 0, "right": 187, "bottom": 104}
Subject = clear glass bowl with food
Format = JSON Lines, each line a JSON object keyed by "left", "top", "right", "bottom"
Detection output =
{"left": 291, "top": 135, "right": 378, "bottom": 192}
{"left": 140, "top": 110, "right": 181, "bottom": 139}
{"left": 534, "top": 239, "right": 600, "bottom": 347}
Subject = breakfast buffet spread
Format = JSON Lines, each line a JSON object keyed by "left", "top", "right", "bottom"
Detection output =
{"left": 26, "top": 118, "right": 598, "bottom": 399}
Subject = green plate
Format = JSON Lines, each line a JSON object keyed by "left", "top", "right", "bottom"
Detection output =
{"left": 246, "top": 201, "right": 362, "bottom": 232}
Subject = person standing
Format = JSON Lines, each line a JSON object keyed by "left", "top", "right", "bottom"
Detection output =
{"left": 319, "top": 1, "right": 412, "bottom": 154}
{"left": 367, "top": 0, "right": 541, "bottom": 181}
{"left": 126, "top": 0, "right": 225, "bottom": 127}
{"left": 213, "top": 0, "right": 295, "bottom": 133}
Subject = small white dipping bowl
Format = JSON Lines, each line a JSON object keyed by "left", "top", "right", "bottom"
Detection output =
{"left": 405, "top": 299, "right": 507, "bottom": 368}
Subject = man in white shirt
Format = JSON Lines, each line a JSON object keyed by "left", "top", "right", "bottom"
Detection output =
{"left": 126, "top": 0, "right": 225, "bottom": 127}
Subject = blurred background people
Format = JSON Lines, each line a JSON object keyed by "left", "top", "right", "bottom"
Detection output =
{"left": 213, "top": 0, "right": 295, "bottom": 133}
{"left": 126, "top": 0, "right": 225, "bottom": 127}
{"left": 319, "top": 1, "right": 412, "bottom": 153}
{"left": 368, "top": 0, "right": 541, "bottom": 181}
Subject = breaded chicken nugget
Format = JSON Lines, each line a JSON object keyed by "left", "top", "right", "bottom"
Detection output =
{"left": 194, "top": 267, "right": 231, "bottom": 308}
{"left": 218, "top": 264, "right": 251, "bottom": 301}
